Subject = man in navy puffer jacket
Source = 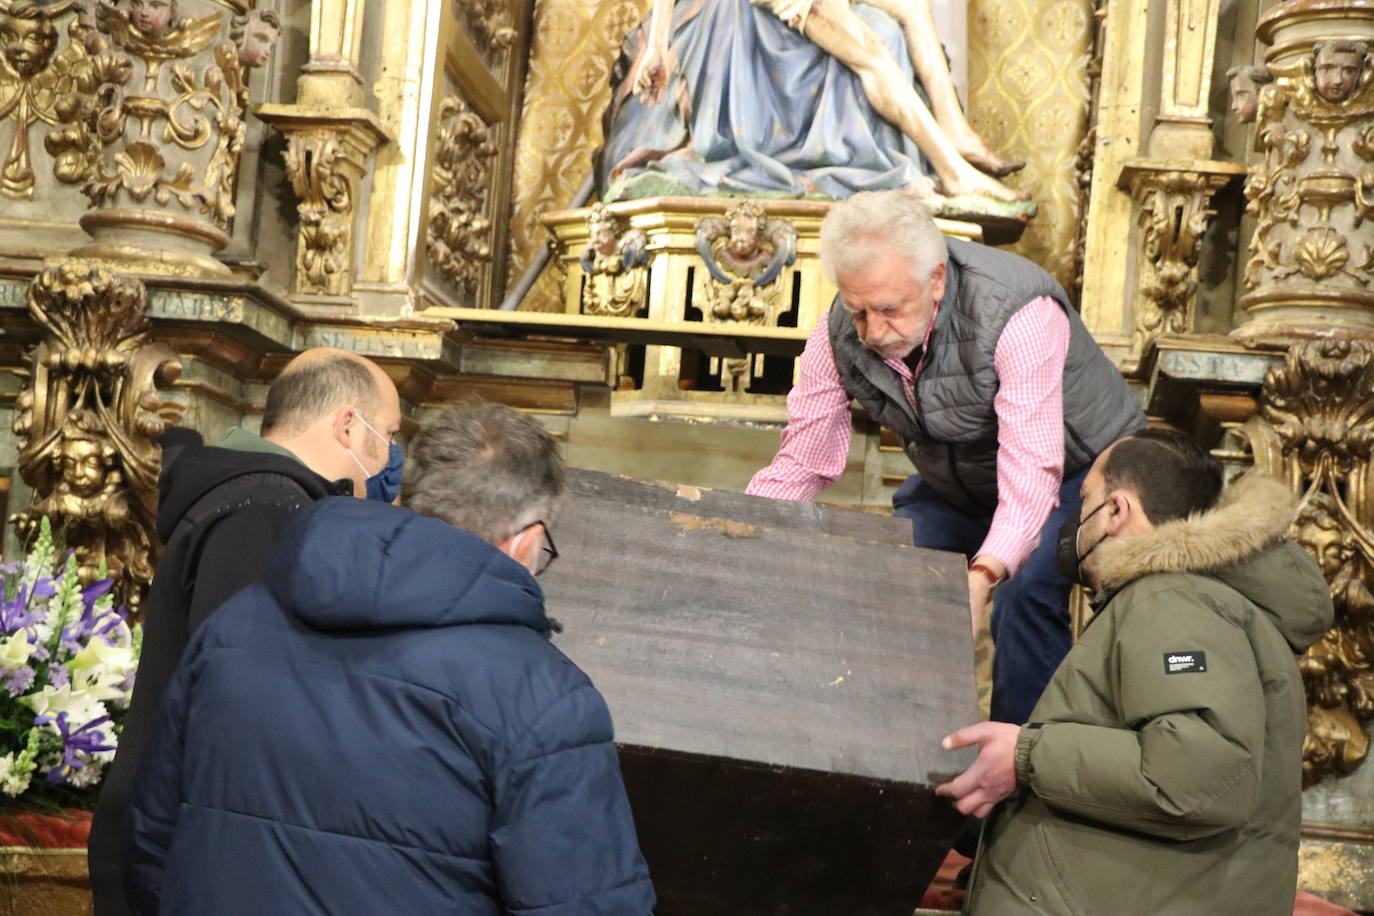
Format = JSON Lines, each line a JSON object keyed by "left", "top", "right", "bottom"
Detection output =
{"left": 125, "top": 402, "right": 655, "bottom": 915}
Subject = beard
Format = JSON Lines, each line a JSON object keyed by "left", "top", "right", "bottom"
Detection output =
{"left": 863, "top": 333, "right": 921, "bottom": 361}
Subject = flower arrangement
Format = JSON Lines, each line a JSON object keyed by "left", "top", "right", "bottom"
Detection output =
{"left": 0, "top": 518, "right": 139, "bottom": 808}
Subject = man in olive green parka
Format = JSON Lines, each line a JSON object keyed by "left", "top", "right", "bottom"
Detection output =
{"left": 937, "top": 429, "right": 1334, "bottom": 916}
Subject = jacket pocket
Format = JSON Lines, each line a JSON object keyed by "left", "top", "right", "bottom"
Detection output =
{"left": 1035, "top": 819, "right": 1160, "bottom": 916}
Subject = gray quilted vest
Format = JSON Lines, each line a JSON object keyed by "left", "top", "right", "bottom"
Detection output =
{"left": 828, "top": 237, "right": 1144, "bottom": 514}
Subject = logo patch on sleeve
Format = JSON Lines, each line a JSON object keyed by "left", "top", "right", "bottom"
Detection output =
{"left": 1163, "top": 651, "right": 1207, "bottom": 674}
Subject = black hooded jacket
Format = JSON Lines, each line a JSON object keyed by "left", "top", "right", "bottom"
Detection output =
{"left": 89, "top": 439, "right": 348, "bottom": 916}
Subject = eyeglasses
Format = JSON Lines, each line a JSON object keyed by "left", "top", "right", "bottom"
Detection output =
{"left": 517, "top": 520, "right": 558, "bottom": 576}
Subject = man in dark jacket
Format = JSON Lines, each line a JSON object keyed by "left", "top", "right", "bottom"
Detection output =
{"left": 937, "top": 429, "right": 1334, "bottom": 915}
{"left": 89, "top": 348, "right": 401, "bottom": 915}
{"left": 125, "top": 402, "right": 655, "bottom": 915}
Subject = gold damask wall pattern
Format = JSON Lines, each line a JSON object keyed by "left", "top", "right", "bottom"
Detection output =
{"left": 967, "top": 0, "right": 1094, "bottom": 291}
{"left": 508, "top": 0, "right": 653, "bottom": 314}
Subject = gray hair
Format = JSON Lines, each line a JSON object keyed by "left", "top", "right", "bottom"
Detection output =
{"left": 261, "top": 355, "right": 378, "bottom": 435}
{"left": 819, "top": 190, "right": 948, "bottom": 285}
{"left": 401, "top": 401, "right": 566, "bottom": 544}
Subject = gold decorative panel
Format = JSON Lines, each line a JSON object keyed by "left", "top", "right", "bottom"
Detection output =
{"left": 967, "top": 0, "right": 1095, "bottom": 291}
{"left": 508, "top": 0, "right": 654, "bottom": 313}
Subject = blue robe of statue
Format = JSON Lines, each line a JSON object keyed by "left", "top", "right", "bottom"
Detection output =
{"left": 600, "top": 0, "right": 933, "bottom": 201}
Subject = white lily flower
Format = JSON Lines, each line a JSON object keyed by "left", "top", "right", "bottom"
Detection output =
{"left": 0, "top": 632, "right": 34, "bottom": 670}
{"left": 19, "top": 683, "right": 111, "bottom": 723}
{"left": 69, "top": 639, "right": 136, "bottom": 680}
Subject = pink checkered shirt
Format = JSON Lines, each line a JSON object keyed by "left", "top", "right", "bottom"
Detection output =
{"left": 747, "top": 296, "right": 1070, "bottom": 576}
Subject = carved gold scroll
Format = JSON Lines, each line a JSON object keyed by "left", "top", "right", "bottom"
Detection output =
{"left": 10, "top": 263, "right": 182, "bottom": 615}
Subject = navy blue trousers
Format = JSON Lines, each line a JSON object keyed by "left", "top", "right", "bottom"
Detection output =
{"left": 893, "top": 464, "right": 1090, "bottom": 724}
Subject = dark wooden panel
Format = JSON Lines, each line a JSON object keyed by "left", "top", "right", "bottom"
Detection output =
{"left": 543, "top": 470, "right": 978, "bottom": 914}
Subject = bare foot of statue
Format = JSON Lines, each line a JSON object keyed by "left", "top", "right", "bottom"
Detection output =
{"left": 940, "top": 164, "right": 1029, "bottom": 202}
{"left": 957, "top": 146, "right": 1025, "bottom": 178}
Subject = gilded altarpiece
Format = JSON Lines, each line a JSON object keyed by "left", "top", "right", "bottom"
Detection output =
{"left": 507, "top": 0, "right": 650, "bottom": 314}
{"left": 509, "top": 0, "right": 1091, "bottom": 310}
{"left": 966, "top": 0, "right": 1095, "bottom": 291}
{"left": 417, "top": 0, "right": 530, "bottom": 311}
{"left": 10, "top": 264, "right": 180, "bottom": 615}
{"left": 1235, "top": 26, "right": 1374, "bottom": 342}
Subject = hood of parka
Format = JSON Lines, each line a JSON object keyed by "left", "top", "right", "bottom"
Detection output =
{"left": 1092, "top": 471, "right": 1333, "bottom": 653}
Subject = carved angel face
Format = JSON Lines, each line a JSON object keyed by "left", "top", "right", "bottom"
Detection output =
{"left": 726, "top": 211, "right": 763, "bottom": 259}
{"left": 1229, "top": 72, "right": 1260, "bottom": 123}
{"left": 57, "top": 438, "right": 111, "bottom": 497}
{"left": 237, "top": 13, "right": 280, "bottom": 68}
{"left": 1, "top": 13, "right": 59, "bottom": 80}
{"left": 1314, "top": 45, "right": 1364, "bottom": 103}
{"left": 587, "top": 210, "right": 619, "bottom": 256}
{"left": 129, "top": 0, "right": 175, "bottom": 37}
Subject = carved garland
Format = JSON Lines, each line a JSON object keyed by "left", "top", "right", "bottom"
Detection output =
{"left": 1127, "top": 170, "right": 1230, "bottom": 356}
{"left": 1242, "top": 46, "right": 1374, "bottom": 299}
{"left": 458, "top": 0, "right": 516, "bottom": 63}
{"left": 283, "top": 130, "right": 352, "bottom": 296}
{"left": 426, "top": 95, "right": 498, "bottom": 302}
{"left": 0, "top": 0, "right": 100, "bottom": 199}
{"left": 1245, "top": 339, "right": 1374, "bottom": 786}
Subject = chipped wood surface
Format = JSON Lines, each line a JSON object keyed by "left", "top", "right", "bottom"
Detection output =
{"left": 543, "top": 469, "right": 978, "bottom": 914}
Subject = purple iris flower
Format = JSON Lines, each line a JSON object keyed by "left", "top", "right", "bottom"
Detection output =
{"left": 41, "top": 712, "right": 114, "bottom": 784}
{"left": 0, "top": 584, "right": 37, "bottom": 633}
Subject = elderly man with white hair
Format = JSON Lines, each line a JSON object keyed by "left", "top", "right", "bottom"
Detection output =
{"left": 749, "top": 189, "right": 1144, "bottom": 728}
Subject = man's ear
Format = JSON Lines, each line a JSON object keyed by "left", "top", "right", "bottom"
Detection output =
{"left": 330, "top": 405, "right": 357, "bottom": 449}
{"left": 1104, "top": 491, "right": 1134, "bottom": 536}
{"left": 927, "top": 262, "right": 948, "bottom": 303}
{"left": 498, "top": 526, "right": 539, "bottom": 573}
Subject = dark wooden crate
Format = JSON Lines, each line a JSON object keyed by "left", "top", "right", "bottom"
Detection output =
{"left": 543, "top": 470, "right": 978, "bottom": 915}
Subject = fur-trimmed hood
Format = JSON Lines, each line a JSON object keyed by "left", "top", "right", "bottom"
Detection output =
{"left": 1093, "top": 471, "right": 1333, "bottom": 652}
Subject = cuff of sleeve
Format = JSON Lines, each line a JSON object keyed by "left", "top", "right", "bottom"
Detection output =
{"left": 975, "top": 532, "right": 1034, "bottom": 579}
{"left": 1014, "top": 724, "right": 1041, "bottom": 786}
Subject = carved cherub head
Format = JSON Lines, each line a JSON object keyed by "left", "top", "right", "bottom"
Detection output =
{"left": 1313, "top": 39, "right": 1368, "bottom": 104}
{"left": 231, "top": 7, "right": 280, "bottom": 69}
{"left": 726, "top": 203, "right": 767, "bottom": 261}
{"left": 0, "top": 1, "right": 64, "bottom": 80}
{"left": 1292, "top": 496, "right": 1351, "bottom": 580}
{"left": 56, "top": 423, "right": 116, "bottom": 498}
{"left": 586, "top": 204, "right": 621, "bottom": 258}
{"left": 127, "top": 0, "right": 175, "bottom": 38}
{"left": 1226, "top": 64, "right": 1273, "bottom": 124}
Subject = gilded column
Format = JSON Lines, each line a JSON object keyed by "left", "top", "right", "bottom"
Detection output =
{"left": 1232, "top": 3, "right": 1374, "bottom": 342}
{"left": 66, "top": 1, "right": 280, "bottom": 276}
{"left": 256, "top": 0, "right": 387, "bottom": 308}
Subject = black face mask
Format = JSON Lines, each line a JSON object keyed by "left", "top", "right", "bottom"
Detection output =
{"left": 1055, "top": 500, "right": 1110, "bottom": 588}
